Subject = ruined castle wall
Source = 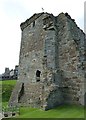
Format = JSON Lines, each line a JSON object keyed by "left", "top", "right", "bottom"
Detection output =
{"left": 67, "top": 17, "right": 85, "bottom": 105}
{"left": 57, "top": 13, "right": 85, "bottom": 105}
{"left": 19, "top": 14, "right": 47, "bottom": 83}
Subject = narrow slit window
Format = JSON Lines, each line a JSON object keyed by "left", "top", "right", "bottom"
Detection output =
{"left": 33, "top": 21, "right": 35, "bottom": 27}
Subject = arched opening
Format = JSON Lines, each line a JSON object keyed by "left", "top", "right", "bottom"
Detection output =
{"left": 36, "top": 70, "right": 41, "bottom": 82}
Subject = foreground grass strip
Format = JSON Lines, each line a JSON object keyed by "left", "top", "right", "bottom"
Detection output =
{"left": 17, "top": 105, "right": 84, "bottom": 118}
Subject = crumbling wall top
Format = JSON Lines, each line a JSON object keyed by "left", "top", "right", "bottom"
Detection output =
{"left": 20, "top": 12, "right": 54, "bottom": 31}
{"left": 20, "top": 12, "right": 85, "bottom": 34}
{"left": 20, "top": 12, "right": 44, "bottom": 31}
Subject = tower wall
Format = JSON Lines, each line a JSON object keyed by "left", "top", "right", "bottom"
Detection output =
{"left": 19, "top": 13, "right": 45, "bottom": 83}
{"left": 57, "top": 13, "right": 85, "bottom": 105}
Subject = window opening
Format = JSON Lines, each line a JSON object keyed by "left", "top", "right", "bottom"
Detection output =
{"left": 36, "top": 70, "right": 41, "bottom": 82}
{"left": 33, "top": 21, "right": 35, "bottom": 27}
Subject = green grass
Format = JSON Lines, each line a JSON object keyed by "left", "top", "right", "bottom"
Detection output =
{"left": 0, "top": 80, "right": 17, "bottom": 85}
{"left": 17, "top": 105, "right": 84, "bottom": 118}
{"left": 0, "top": 80, "right": 17, "bottom": 107}
{"left": 1, "top": 80, "right": 85, "bottom": 118}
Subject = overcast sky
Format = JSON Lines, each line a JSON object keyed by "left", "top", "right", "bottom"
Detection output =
{"left": 0, "top": 0, "right": 85, "bottom": 74}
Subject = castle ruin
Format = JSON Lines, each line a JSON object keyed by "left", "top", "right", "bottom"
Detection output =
{"left": 9, "top": 12, "right": 86, "bottom": 110}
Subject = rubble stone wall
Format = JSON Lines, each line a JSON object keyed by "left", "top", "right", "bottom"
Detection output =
{"left": 57, "top": 13, "right": 85, "bottom": 105}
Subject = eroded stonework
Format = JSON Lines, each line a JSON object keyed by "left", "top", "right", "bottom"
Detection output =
{"left": 9, "top": 12, "right": 86, "bottom": 110}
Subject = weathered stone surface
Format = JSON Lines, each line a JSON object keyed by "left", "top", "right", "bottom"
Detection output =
{"left": 9, "top": 12, "right": 86, "bottom": 110}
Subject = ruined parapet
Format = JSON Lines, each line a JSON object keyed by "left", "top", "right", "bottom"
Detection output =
{"left": 9, "top": 12, "right": 86, "bottom": 110}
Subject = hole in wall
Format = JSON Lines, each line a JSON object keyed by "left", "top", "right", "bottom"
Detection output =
{"left": 33, "top": 21, "right": 35, "bottom": 27}
{"left": 36, "top": 70, "right": 41, "bottom": 82}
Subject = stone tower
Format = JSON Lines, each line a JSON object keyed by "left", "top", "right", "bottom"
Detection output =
{"left": 9, "top": 12, "right": 86, "bottom": 110}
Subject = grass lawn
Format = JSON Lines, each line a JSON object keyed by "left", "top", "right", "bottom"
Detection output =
{"left": 1, "top": 80, "right": 85, "bottom": 118}
{"left": 0, "top": 80, "right": 17, "bottom": 107}
{"left": 0, "top": 80, "right": 17, "bottom": 85}
{"left": 17, "top": 105, "right": 84, "bottom": 118}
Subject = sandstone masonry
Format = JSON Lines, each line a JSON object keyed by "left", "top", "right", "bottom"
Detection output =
{"left": 9, "top": 12, "right": 86, "bottom": 110}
